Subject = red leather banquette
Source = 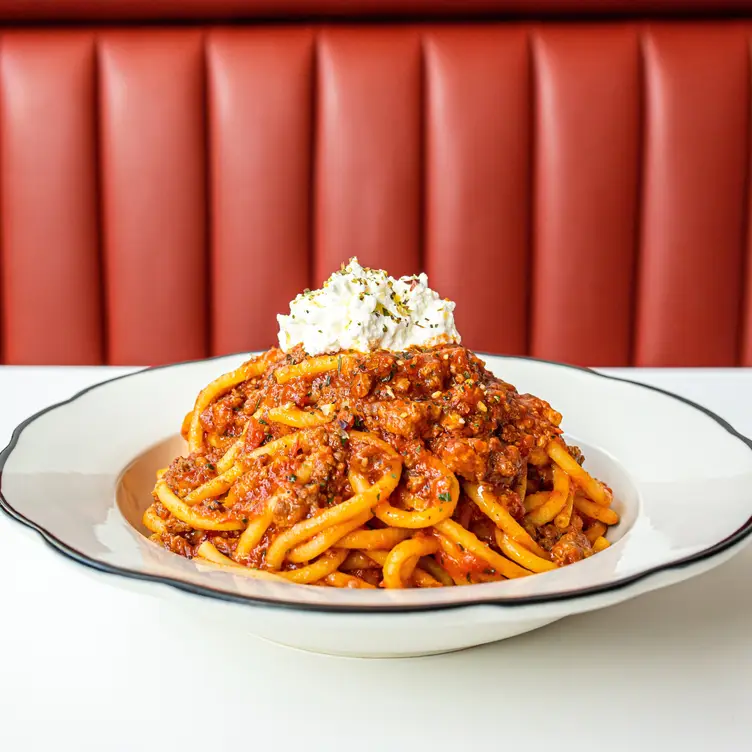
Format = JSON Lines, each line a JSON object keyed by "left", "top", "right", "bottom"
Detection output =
{"left": 1, "top": 1, "right": 751, "bottom": 367}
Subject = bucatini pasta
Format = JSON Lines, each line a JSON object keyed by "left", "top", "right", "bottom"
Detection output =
{"left": 143, "top": 344, "right": 619, "bottom": 588}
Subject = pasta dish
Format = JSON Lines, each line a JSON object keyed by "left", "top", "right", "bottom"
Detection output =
{"left": 142, "top": 260, "right": 619, "bottom": 589}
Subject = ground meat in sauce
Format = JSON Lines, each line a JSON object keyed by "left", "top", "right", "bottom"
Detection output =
{"left": 550, "top": 531, "right": 593, "bottom": 567}
{"left": 150, "top": 344, "right": 599, "bottom": 572}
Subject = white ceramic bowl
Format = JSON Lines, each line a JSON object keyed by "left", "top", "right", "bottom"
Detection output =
{"left": 1, "top": 354, "right": 751, "bottom": 657}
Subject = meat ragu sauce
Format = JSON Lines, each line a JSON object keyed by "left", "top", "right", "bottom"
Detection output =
{"left": 149, "top": 344, "right": 604, "bottom": 584}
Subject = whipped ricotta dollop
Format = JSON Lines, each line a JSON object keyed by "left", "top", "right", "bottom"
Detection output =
{"left": 277, "top": 258, "right": 461, "bottom": 355}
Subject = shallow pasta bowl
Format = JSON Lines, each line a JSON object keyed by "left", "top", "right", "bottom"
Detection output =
{"left": 1, "top": 354, "right": 751, "bottom": 658}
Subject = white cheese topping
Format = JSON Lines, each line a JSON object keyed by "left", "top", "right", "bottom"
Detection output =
{"left": 277, "top": 258, "right": 461, "bottom": 355}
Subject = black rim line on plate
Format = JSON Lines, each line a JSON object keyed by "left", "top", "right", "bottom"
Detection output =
{"left": 1, "top": 351, "right": 751, "bottom": 614}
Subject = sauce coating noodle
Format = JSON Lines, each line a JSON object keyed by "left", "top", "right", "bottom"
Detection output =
{"left": 143, "top": 344, "right": 619, "bottom": 587}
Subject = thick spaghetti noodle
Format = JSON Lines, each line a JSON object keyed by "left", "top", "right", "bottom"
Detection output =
{"left": 143, "top": 343, "right": 619, "bottom": 588}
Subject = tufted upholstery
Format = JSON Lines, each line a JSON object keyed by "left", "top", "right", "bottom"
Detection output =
{"left": 1, "top": 7, "right": 752, "bottom": 366}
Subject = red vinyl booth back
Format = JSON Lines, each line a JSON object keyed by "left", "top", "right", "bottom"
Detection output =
{"left": 1, "top": 2, "right": 752, "bottom": 367}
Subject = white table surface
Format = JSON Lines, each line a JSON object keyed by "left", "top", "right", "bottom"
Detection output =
{"left": 0, "top": 366, "right": 750, "bottom": 751}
